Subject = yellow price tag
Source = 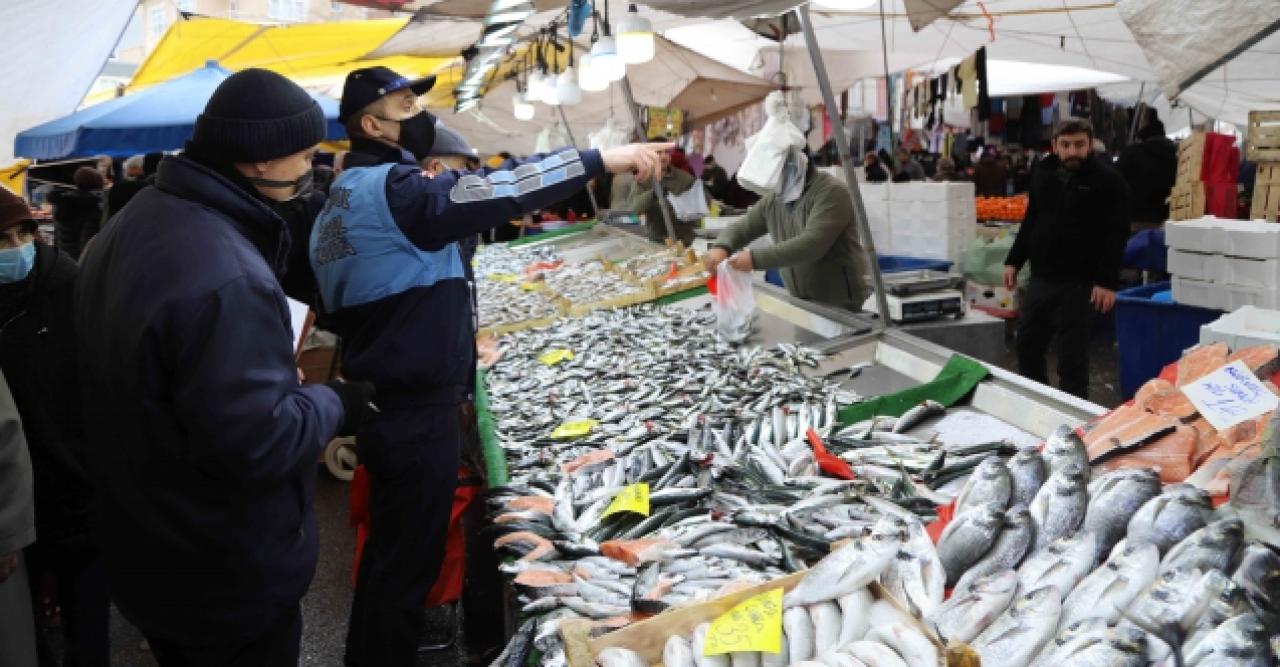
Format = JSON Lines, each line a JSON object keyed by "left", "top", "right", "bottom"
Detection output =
{"left": 551, "top": 418, "right": 598, "bottom": 440}
{"left": 487, "top": 272, "right": 517, "bottom": 282}
{"left": 538, "top": 349, "right": 575, "bottom": 366}
{"left": 602, "top": 483, "right": 650, "bottom": 518}
{"left": 520, "top": 282, "right": 542, "bottom": 291}
{"left": 703, "top": 588, "right": 783, "bottom": 656}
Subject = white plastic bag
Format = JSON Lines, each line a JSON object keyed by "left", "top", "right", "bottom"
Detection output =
{"left": 666, "top": 180, "right": 709, "bottom": 221}
{"left": 736, "top": 91, "right": 807, "bottom": 196}
{"left": 589, "top": 117, "right": 632, "bottom": 150}
{"left": 712, "top": 262, "right": 756, "bottom": 343}
{"left": 535, "top": 125, "right": 571, "bottom": 153}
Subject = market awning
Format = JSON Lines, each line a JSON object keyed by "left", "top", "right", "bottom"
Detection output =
{"left": 0, "top": 159, "right": 29, "bottom": 195}
{"left": 14, "top": 62, "right": 346, "bottom": 160}
{"left": 125, "top": 16, "right": 450, "bottom": 95}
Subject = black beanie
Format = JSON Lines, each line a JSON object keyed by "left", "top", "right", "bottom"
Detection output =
{"left": 190, "top": 69, "right": 326, "bottom": 163}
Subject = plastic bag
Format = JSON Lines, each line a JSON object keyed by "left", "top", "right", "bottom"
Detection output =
{"left": 536, "top": 125, "right": 571, "bottom": 153}
{"left": 666, "top": 180, "right": 709, "bottom": 222}
{"left": 589, "top": 117, "right": 632, "bottom": 151}
{"left": 712, "top": 262, "right": 755, "bottom": 343}
{"left": 736, "top": 91, "right": 807, "bottom": 196}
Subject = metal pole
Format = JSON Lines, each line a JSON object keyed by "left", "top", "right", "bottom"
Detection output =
{"left": 798, "top": 4, "right": 892, "bottom": 329}
{"left": 555, "top": 105, "right": 602, "bottom": 218}
{"left": 1126, "top": 81, "right": 1147, "bottom": 146}
{"left": 619, "top": 75, "right": 678, "bottom": 243}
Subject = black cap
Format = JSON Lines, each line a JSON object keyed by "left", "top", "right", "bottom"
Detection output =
{"left": 339, "top": 66, "right": 437, "bottom": 123}
{"left": 190, "top": 68, "right": 326, "bottom": 163}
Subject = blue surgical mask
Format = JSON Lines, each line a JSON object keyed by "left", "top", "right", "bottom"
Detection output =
{"left": 0, "top": 242, "right": 36, "bottom": 283}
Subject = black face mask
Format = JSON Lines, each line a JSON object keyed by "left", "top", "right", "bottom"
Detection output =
{"left": 390, "top": 111, "right": 437, "bottom": 162}
{"left": 249, "top": 169, "right": 314, "bottom": 202}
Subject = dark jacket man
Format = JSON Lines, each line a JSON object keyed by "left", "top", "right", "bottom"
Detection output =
{"left": 1005, "top": 118, "right": 1131, "bottom": 400}
{"left": 48, "top": 167, "right": 105, "bottom": 261}
{"left": 702, "top": 156, "right": 730, "bottom": 201}
{"left": 75, "top": 70, "right": 359, "bottom": 663}
{"left": 1117, "top": 121, "right": 1177, "bottom": 226}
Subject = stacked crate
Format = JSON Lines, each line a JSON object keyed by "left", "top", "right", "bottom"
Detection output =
{"left": 1170, "top": 131, "right": 1238, "bottom": 221}
{"left": 1246, "top": 111, "right": 1280, "bottom": 222}
{"left": 1167, "top": 216, "right": 1280, "bottom": 310}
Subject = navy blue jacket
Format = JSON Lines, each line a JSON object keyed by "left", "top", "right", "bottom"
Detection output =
{"left": 324, "top": 138, "right": 603, "bottom": 403}
{"left": 75, "top": 155, "right": 343, "bottom": 642}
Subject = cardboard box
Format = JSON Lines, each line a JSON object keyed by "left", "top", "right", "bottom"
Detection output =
{"left": 965, "top": 281, "right": 1019, "bottom": 311}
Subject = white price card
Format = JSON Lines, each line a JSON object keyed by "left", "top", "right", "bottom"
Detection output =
{"left": 1180, "top": 360, "right": 1279, "bottom": 431}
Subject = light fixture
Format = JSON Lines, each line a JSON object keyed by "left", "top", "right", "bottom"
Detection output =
{"left": 578, "top": 54, "right": 609, "bottom": 92}
{"left": 616, "top": 4, "right": 654, "bottom": 64}
{"left": 543, "top": 74, "right": 562, "bottom": 106}
{"left": 513, "top": 91, "right": 535, "bottom": 120}
{"left": 527, "top": 70, "right": 550, "bottom": 103}
{"left": 590, "top": 35, "right": 625, "bottom": 82}
{"left": 556, "top": 68, "right": 583, "bottom": 105}
{"left": 812, "top": 0, "right": 878, "bottom": 9}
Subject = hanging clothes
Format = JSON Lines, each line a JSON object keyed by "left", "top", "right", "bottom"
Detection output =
{"left": 975, "top": 46, "right": 990, "bottom": 121}
{"left": 958, "top": 56, "right": 979, "bottom": 111}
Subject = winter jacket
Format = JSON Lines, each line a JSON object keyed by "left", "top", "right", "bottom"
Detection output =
{"left": 1117, "top": 135, "right": 1177, "bottom": 222}
{"left": 312, "top": 138, "right": 603, "bottom": 403}
{"left": 75, "top": 155, "right": 343, "bottom": 642}
{"left": 1005, "top": 154, "right": 1131, "bottom": 289}
{"left": 48, "top": 189, "right": 103, "bottom": 260}
{"left": 276, "top": 190, "right": 328, "bottom": 310}
{"left": 0, "top": 371, "right": 34, "bottom": 557}
{"left": 714, "top": 170, "right": 869, "bottom": 311}
{"left": 0, "top": 242, "right": 91, "bottom": 552}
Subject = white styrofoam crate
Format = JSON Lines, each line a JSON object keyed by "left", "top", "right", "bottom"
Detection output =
{"left": 892, "top": 182, "right": 920, "bottom": 202}
{"left": 918, "top": 183, "right": 947, "bottom": 203}
{"left": 1165, "top": 217, "right": 1226, "bottom": 254}
{"left": 1223, "top": 283, "right": 1280, "bottom": 310}
{"left": 859, "top": 182, "right": 889, "bottom": 202}
{"left": 1223, "top": 220, "right": 1280, "bottom": 259}
{"left": 1222, "top": 256, "right": 1280, "bottom": 288}
{"left": 1167, "top": 248, "right": 1222, "bottom": 281}
{"left": 947, "top": 181, "right": 975, "bottom": 202}
{"left": 1173, "top": 275, "right": 1227, "bottom": 310}
{"left": 1200, "top": 306, "right": 1280, "bottom": 350}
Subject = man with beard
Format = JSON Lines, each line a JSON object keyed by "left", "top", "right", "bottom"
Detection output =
{"left": 1003, "top": 117, "right": 1130, "bottom": 400}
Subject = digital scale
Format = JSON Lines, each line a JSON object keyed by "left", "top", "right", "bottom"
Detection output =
{"left": 862, "top": 270, "right": 968, "bottom": 323}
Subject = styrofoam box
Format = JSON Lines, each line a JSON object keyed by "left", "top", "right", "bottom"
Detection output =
{"left": 1200, "top": 306, "right": 1280, "bottom": 350}
{"left": 918, "top": 183, "right": 947, "bottom": 203}
{"left": 1223, "top": 283, "right": 1280, "bottom": 310}
{"left": 859, "top": 183, "right": 889, "bottom": 202}
{"left": 1223, "top": 220, "right": 1280, "bottom": 259}
{"left": 1173, "top": 275, "right": 1226, "bottom": 310}
{"left": 1165, "top": 217, "right": 1227, "bottom": 254}
{"left": 1167, "top": 248, "right": 1223, "bottom": 281}
{"left": 947, "top": 182, "right": 975, "bottom": 201}
{"left": 1222, "top": 256, "right": 1280, "bottom": 288}
{"left": 892, "top": 182, "right": 920, "bottom": 202}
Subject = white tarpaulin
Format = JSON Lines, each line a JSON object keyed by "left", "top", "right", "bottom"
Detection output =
{"left": 0, "top": 1, "right": 136, "bottom": 165}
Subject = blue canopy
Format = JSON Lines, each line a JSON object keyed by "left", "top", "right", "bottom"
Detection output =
{"left": 14, "top": 62, "right": 346, "bottom": 160}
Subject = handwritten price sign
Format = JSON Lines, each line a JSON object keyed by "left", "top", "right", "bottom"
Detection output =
{"left": 703, "top": 588, "right": 783, "bottom": 655}
{"left": 602, "top": 483, "right": 650, "bottom": 518}
{"left": 1181, "top": 360, "right": 1279, "bottom": 431}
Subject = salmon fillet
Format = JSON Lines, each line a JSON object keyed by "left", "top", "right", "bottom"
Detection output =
{"left": 1135, "top": 378, "right": 1175, "bottom": 410}
{"left": 1186, "top": 416, "right": 1223, "bottom": 468}
{"left": 1145, "top": 390, "right": 1199, "bottom": 421}
{"left": 562, "top": 448, "right": 615, "bottom": 474}
{"left": 1176, "top": 342, "right": 1230, "bottom": 386}
{"left": 514, "top": 569, "right": 574, "bottom": 587}
{"left": 600, "top": 538, "right": 674, "bottom": 566}
{"left": 1226, "top": 345, "right": 1280, "bottom": 379}
{"left": 1093, "top": 424, "right": 1196, "bottom": 483}
{"left": 1083, "top": 405, "right": 1179, "bottom": 461}
{"left": 506, "top": 496, "right": 556, "bottom": 515}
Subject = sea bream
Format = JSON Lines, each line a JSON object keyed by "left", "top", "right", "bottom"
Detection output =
{"left": 971, "top": 585, "right": 1063, "bottom": 667}
{"left": 1058, "top": 541, "right": 1160, "bottom": 630}
{"left": 928, "top": 568, "right": 1019, "bottom": 643}
{"left": 1027, "top": 462, "right": 1088, "bottom": 552}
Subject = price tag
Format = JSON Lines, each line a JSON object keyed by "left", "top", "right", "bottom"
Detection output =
{"left": 602, "top": 483, "right": 650, "bottom": 518}
{"left": 1181, "top": 360, "right": 1280, "bottom": 431}
{"left": 520, "top": 282, "right": 543, "bottom": 291}
{"left": 703, "top": 588, "right": 783, "bottom": 656}
{"left": 551, "top": 418, "right": 598, "bottom": 440}
{"left": 487, "top": 272, "right": 517, "bottom": 282}
{"left": 538, "top": 349, "right": 575, "bottom": 366}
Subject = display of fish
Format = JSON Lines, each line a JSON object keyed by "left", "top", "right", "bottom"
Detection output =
{"left": 927, "top": 568, "right": 1018, "bottom": 643}
{"left": 1082, "top": 468, "right": 1161, "bottom": 559}
{"left": 1125, "top": 483, "right": 1214, "bottom": 556}
{"left": 1027, "top": 462, "right": 1088, "bottom": 552}
{"left": 971, "top": 585, "right": 1062, "bottom": 667}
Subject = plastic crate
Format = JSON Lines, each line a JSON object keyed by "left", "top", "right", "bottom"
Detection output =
{"left": 1116, "top": 282, "right": 1223, "bottom": 397}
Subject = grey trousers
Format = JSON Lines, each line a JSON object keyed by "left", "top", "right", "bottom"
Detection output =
{"left": 0, "top": 551, "right": 38, "bottom": 667}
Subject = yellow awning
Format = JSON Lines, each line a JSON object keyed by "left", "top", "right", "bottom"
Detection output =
{"left": 125, "top": 17, "right": 452, "bottom": 96}
{"left": 0, "top": 159, "right": 29, "bottom": 195}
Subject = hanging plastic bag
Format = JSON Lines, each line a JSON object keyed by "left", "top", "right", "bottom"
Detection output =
{"left": 536, "top": 125, "right": 571, "bottom": 154}
{"left": 736, "top": 91, "right": 807, "bottom": 197}
{"left": 589, "top": 117, "right": 632, "bottom": 151}
{"left": 666, "top": 180, "right": 710, "bottom": 222}
{"left": 711, "top": 262, "right": 755, "bottom": 343}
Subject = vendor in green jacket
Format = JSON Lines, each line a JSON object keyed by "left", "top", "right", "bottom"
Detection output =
{"left": 626, "top": 141, "right": 699, "bottom": 246}
{"left": 705, "top": 163, "right": 869, "bottom": 311}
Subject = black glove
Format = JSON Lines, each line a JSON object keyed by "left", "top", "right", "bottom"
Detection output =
{"left": 326, "top": 380, "right": 377, "bottom": 437}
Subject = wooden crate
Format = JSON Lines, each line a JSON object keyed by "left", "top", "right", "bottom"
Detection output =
{"left": 1252, "top": 162, "right": 1280, "bottom": 222}
{"left": 1170, "top": 181, "right": 1207, "bottom": 221}
{"left": 1177, "top": 131, "right": 1206, "bottom": 184}
{"left": 1246, "top": 111, "right": 1280, "bottom": 162}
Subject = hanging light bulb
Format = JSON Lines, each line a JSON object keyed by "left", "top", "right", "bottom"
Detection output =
{"left": 556, "top": 68, "right": 583, "bottom": 106}
{"left": 543, "top": 71, "right": 562, "bottom": 106}
{"left": 527, "top": 70, "right": 550, "bottom": 103}
{"left": 590, "top": 35, "right": 625, "bottom": 82}
{"left": 616, "top": 4, "right": 654, "bottom": 64}
{"left": 513, "top": 91, "right": 536, "bottom": 121}
{"left": 812, "top": 0, "right": 878, "bottom": 8}
{"left": 578, "top": 53, "right": 608, "bottom": 92}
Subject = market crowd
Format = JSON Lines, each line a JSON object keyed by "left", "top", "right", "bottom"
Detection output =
{"left": 0, "top": 63, "right": 1178, "bottom": 667}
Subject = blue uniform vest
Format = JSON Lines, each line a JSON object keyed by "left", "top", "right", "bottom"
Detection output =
{"left": 310, "top": 163, "right": 464, "bottom": 312}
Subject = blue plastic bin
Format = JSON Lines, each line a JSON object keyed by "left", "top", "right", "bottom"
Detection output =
{"left": 1115, "top": 281, "right": 1222, "bottom": 398}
